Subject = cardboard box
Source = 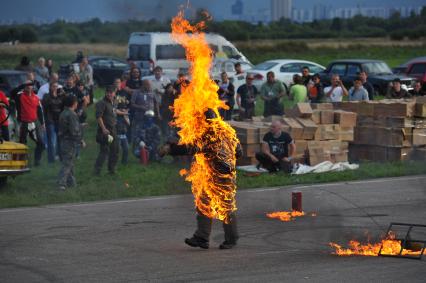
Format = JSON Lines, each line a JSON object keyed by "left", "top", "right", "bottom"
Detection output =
{"left": 311, "top": 103, "right": 334, "bottom": 110}
{"left": 334, "top": 110, "right": 357, "bottom": 128}
{"left": 241, "top": 143, "right": 260, "bottom": 157}
{"left": 349, "top": 144, "right": 413, "bottom": 162}
{"left": 237, "top": 156, "right": 258, "bottom": 166}
{"left": 314, "top": 125, "right": 338, "bottom": 140}
{"left": 262, "top": 115, "right": 284, "bottom": 122}
{"left": 338, "top": 126, "right": 354, "bottom": 141}
{"left": 292, "top": 103, "right": 313, "bottom": 118}
{"left": 294, "top": 140, "right": 308, "bottom": 156}
{"left": 320, "top": 110, "right": 335, "bottom": 124}
{"left": 234, "top": 125, "right": 259, "bottom": 144}
{"left": 412, "top": 128, "right": 426, "bottom": 145}
{"left": 297, "top": 118, "right": 318, "bottom": 140}
{"left": 282, "top": 117, "right": 304, "bottom": 140}
{"left": 415, "top": 102, "right": 426, "bottom": 118}
{"left": 311, "top": 110, "right": 321, "bottom": 124}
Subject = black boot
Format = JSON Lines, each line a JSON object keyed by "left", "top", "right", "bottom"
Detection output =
{"left": 185, "top": 235, "right": 209, "bottom": 249}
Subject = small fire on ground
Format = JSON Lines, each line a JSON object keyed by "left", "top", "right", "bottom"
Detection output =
{"left": 267, "top": 211, "right": 317, "bottom": 222}
{"left": 330, "top": 233, "right": 425, "bottom": 256}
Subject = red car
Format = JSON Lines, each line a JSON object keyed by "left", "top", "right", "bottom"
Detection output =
{"left": 405, "top": 60, "right": 426, "bottom": 90}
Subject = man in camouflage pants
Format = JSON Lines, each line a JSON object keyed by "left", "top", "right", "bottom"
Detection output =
{"left": 57, "top": 95, "right": 82, "bottom": 190}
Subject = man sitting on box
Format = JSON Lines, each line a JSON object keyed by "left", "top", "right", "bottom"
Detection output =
{"left": 255, "top": 120, "right": 296, "bottom": 173}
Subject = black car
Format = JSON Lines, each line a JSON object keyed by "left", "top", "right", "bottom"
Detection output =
{"left": 319, "top": 60, "right": 415, "bottom": 95}
{"left": 59, "top": 56, "right": 129, "bottom": 87}
{"left": 0, "top": 70, "right": 29, "bottom": 97}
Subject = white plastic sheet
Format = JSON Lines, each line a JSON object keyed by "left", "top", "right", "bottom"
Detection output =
{"left": 292, "top": 161, "right": 359, "bottom": 175}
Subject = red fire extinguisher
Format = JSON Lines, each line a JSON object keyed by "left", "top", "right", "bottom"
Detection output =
{"left": 139, "top": 143, "right": 149, "bottom": 165}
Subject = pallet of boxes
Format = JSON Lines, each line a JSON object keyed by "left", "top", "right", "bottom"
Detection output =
{"left": 334, "top": 97, "right": 426, "bottom": 162}
{"left": 228, "top": 103, "right": 357, "bottom": 167}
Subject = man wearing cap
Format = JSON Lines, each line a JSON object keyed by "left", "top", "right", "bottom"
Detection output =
{"left": 94, "top": 86, "right": 118, "bottom": 175}
{"left": 386, "top": 78, "right": 412, "bottom": 99}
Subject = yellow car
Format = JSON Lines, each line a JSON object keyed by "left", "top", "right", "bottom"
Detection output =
{"left": 0, "top": 141, "right": 30, "bottom": 186}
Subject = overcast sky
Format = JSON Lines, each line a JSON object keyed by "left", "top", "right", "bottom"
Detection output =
{"left": 1, "top": 0, "right": 425, "bottom": 22}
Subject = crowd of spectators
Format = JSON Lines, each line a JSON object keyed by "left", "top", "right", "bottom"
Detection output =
{"left": 1, "top": 55, "right": 425, "bottom": 187}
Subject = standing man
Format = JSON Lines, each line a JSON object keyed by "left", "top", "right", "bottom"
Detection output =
{"left": 78, "top": 57, "right": 94, "bottom": 103}
{"left": 15, "top": 81, "right": 45, "bottom": 166}
{"left": 260, "top": 71, "right": 286, "bottom": 117}
{"left": 236, "top": 74, "right": 258, "bottom": 120}
{"left": 358, "top": 71, "right": 375, "bottom": 100}
{"left": 58, "top": 95, "right": 82, "bottom": 190}
{"left": 348, "top": 77, "right": 369, "bottom": 101}
{"left": 217, "top": 72, "right": 235, "bottom": 121}
{"left": 324, "top": 74, "right": 348, "bottom": 102}
{"left": 289, "top": 74, "right": 308, "bottom": 106}
{"left": 386, "top": 78, "right": 412, "bottom": 99}
{"left": 255, "top": 120, "right": 296, "bottom": 173}
{"left": 94, "top": 86, "right": 118, "bottom": 175}
{"left": 114, "top": 78, "right": 131, "bottom": 165}
{"left": 301, "top": 66, "right": 312, "bottom": 86}
{"left": 149, "top": 66, "right": 171, "bottom": 108}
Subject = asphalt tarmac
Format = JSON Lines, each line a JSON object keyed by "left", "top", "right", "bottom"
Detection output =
{"left": 1, "top": 175, "right": 425, "bottom": 282}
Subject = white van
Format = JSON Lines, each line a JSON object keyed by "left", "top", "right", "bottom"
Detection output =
{"left": 127, "top": 32, "right": 250, "bottom": 76}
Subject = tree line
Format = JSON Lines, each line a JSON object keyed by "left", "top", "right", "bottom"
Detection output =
{"left": 1, "top": 7, "right": 425, "bottom": 44}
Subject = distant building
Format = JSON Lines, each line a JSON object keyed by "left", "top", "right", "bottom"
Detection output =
{"left": 231, "top": 0, "right": 244, "bottom": 16}
{"left": 271, "top": 0, "right": 292, "bottom": 21}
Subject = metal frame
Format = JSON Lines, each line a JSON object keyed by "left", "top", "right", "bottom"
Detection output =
{"left": 378, "top": 222, "right": 426, "bottom": 260}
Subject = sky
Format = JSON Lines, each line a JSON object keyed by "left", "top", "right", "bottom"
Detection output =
{"left": 1, "top": 0, "right": 425, "bottom": 23}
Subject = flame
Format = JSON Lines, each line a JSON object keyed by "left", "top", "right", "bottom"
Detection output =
{"left": 330, "top": 233, "right": 425, "bottom": 256}
{"left": 267, "top": 210, "right": 306, "bottom": 222}
{"left": 171, "top": 11, "right": 239, "bottom": 223}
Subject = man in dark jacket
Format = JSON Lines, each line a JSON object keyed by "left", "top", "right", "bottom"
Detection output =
{"left": 94, "top": 86, "right": 118, "bottom": 175}
{"left": 58, "top": 95, "right": 82, "bottom": 190}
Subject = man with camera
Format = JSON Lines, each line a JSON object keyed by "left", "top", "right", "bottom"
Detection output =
{"left": 324, "top": 74, "right": 348, "bottom": 102}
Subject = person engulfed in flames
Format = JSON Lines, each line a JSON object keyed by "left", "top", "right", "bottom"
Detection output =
{"left": 160, "top": 109, "right": 242, "bottom": 249}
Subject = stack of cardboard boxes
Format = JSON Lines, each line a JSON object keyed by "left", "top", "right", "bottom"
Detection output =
{"left": 334, "top": 98, "right": 426, "bottom": 161}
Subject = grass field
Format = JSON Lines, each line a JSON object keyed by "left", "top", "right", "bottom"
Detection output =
{"left": 1, "top": 39, "right": 426, "bottom": 209}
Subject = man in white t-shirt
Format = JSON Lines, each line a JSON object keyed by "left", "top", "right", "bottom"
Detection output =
{"left": 37, "top": 73, "right": 61, "bottom": 100}
{"left": 149, "top": 66, "right": 171, "bottom": 107}
{"left": 324, "top": 74, "right": 348, "bottom": 102}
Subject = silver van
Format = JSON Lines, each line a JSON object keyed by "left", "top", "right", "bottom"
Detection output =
{"left": 127, "top": 32, "right": 250, "bottom": 76}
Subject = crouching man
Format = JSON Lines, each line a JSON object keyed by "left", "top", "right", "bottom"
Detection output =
{"left": 255, "top": 119, "right": 296, "bottom": 173}
{"left": 57, "top": 95, "right": 82, "bottom": 190}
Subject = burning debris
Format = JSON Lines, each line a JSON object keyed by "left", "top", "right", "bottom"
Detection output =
{"left": 329, "top": 232, "right": 426, "bottom": 257}
{"left": 266, "top": 211, "right": 317, "bottom": 222}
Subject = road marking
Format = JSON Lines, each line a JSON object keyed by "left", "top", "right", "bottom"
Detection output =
{"left": 1, "top": 175, "right": 425, "bottom": 213}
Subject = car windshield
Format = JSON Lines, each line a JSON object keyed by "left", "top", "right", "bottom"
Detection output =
{"left": 6, "top": 74, "right": 27, "bottom": 89}
{"left": 128, "top": 44, "right": 150, "bottom": 61}
{"left": 253, "top": 62, "right": 278, "bottom": 71}
{"left": 362, "top": 62, "right": 393, "bottom": 75}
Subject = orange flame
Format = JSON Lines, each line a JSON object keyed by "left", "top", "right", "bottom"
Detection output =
{"left": 267, "top": 210, "right": 307, "bottom": 222}
{"left": 171, "top": 11, "right": 239, "bottom": 223}
{"left": 330, "top": 233, "right": 425, "bottom": 256}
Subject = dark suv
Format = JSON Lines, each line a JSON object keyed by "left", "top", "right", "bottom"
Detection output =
{"left": 319, "top": 60, "right": 415, "bottom": 95}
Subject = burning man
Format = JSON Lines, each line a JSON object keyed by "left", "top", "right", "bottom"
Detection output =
{"left": 159, "top": 110, "right": 242, "bottom": 249}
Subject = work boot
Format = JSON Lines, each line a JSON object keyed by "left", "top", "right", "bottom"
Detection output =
{"left": 184, "top": 235, "right": 209, "bottom": 249}
{"left": 219, "top": 241, "right": 237, "bottom": 249}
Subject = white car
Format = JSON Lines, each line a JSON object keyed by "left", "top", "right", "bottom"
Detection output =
{"left": 247, "top": 59, "right": 325, "bottom": 90}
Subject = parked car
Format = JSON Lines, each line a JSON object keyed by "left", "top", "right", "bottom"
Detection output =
{"left": 392, "top": 56, "right": 426, "bottom": 74}
{"left": 0, "top": 70, "right": 28, "bottom": 97}
{"left": 127, "top": 32, "right": 251, "bottom": 76}
{"left": 0, "top": 104, "right": 29, "bottom": 187}
{"left": 247, "top": 59, "right": 325, "bottom": 90}
{"left": 404, "top": 60, "right": 426, "bottom": 90}
{"left": 319, "top": 59, "right": 415, "bottom": 95}
{"left": 59, "top": 56, "right": 129, "bottom": 87}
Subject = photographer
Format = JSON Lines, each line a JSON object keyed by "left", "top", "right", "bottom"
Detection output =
{"left": 324, "top": 74, "right": 348, "bottom": 102}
